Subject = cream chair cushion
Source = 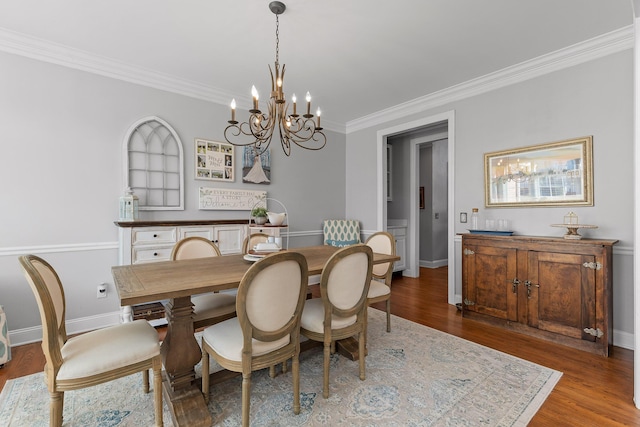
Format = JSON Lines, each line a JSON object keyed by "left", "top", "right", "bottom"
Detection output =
{"left": 192, "top": 293, "right": 237, "bottom": 323}
{"left": 367, "top": 280, "right": 391, "bottom": 299}
{"left": 58, "top": 320, "right": 159, "bottom": 380}
{"left": 300, "top": 298, "right": 356, "bottom": 333}
{"left": 202, "top": 320, "right": 290, "bottom": 361}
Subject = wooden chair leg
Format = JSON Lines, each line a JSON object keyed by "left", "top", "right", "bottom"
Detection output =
{"left": 50, "top": 391, "right": 64, "bottom": 427}
{"left": 241, "top": 373, "right": 251, "bottom": 427}
{"left": 358, "top": 329, "right": 366, "bottom": 380}
{"left": 323, "top": 340, "right": 331, "bottom": 398}
{"left": 152, "top": 359, "right": 164, "bottom": 427}
{"left": 202, "top": 350, "right": 210, "bottom": 403}
{"left": 386, "top": 298, "right": 391, "bottom": 333}
{"left": 282, "top": 360, "right": 288, "bottom": 374}
{"left": 292, "top": 355, "right": 300, "bottom": 415}
{"left": 143, "top": 368, "right": 150, "bottom": 393}
{"left": 269, "top": 365, "right": 276, "bottom": 378}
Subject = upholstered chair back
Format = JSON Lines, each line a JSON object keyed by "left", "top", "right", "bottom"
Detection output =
{"left": 366, "top": 231, "right": 396, "bottom": 279}
{"left": 171, "top": 236, "right": 221, "bottom": 260}
{"left": 323, "top": 219, "right": 362, "bottom": 247}
{"left": 20, "top": 255, "right": 67, "bottom": 375}
{"left": 242, "top": 233, "right": 270, "bottom": 254}
{"left": 238, "top": 253, "right": 308, "bottom": 346}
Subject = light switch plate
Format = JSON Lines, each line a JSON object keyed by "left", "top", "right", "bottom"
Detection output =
{"left": 460, "top": 212, "right": 468, "bottom": 223}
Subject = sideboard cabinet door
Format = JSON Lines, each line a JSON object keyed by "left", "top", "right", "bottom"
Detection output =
{"left": 463, "top": 244, "right": 518, "bottom": 322}
{"left": 527, "top": 251, "right": 597, "bottom": 342}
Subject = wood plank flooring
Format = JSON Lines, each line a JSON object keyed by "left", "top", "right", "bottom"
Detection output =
{"left": 1, "top": 266, "right": 638, "bottom": 425}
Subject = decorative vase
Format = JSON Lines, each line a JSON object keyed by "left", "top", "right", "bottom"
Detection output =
{"left": 267, "top": 212, "right": 286, "bottom": 226}
{"left": 254, "top": 216, "right": 268, "bottom": 225}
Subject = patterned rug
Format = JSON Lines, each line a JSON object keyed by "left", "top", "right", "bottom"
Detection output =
{"left": 0, "top": 310, "right": 561, "bottom": 426}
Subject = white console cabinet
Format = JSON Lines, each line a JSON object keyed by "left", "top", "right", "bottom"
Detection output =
{"left": 115, "top": 220, "right": 248, "bottom": 323}
{"left": 117, "top": 220, "right": 248, "bottom": 265}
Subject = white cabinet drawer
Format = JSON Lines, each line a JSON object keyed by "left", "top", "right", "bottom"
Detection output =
{"left": 132, "top": 227, "right": 177, "bottom": 245}
{"left": 179, "top": 226, "right": 214, "bottom": 240}
{"left": 132, "top": 246, "right": 173, "bottom": 263}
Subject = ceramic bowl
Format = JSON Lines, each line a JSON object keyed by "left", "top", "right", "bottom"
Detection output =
{"left": 267, "top": 212, "right": 286, "bottom": 226}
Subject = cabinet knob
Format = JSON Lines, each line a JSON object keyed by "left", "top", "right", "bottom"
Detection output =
{"left": 153, "top": 234, "right": 158, "bottom": 238}
{"left": 153, "top": 252, "right": 158, "bottom": 256}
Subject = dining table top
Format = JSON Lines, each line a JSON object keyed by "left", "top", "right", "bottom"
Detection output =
{"left": 112, "top": 244, "right": 400, "bottom": 306}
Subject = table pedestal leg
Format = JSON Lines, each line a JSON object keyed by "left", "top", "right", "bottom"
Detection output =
{"left": 160, "top": 297, "right": 212, "bottom": 427}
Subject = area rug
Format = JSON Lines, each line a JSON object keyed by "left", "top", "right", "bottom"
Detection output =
{"left": 0, "top": 310, "right": 561, "bottom": 426}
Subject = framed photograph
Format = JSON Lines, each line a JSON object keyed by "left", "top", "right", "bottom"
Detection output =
{"left": 195, "top": 139, "right": 234, "bottom": 182}
{"left": 242, "top": 146, "right": 271, "bottom": 185}
{"left": 484, "top": 136, "right": 593, "bottom": 207}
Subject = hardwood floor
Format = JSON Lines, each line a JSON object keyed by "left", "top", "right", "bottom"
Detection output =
{"left": 2, "top": 266, "right": 638, "bottom": 425}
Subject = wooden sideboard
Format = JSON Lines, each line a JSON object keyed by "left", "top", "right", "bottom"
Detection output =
{"left": 461, "top": 233, "right": 617, "bottom": 356}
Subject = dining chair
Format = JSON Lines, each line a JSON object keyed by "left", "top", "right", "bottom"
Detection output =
{"left": 300, "top": 244, "right": 373, "bottom": 398}
{"left": 241, "top": 232, "right": 270, "bottom": 254}
{"left": 171, "top": 236, "right": 237, "bottom": 330}
{"left": 365, "top": 231, "right": 396, "bottom": 332}
{"left": 322, "top": 219, "right": 361, "bottom": 247}
{"left": 19, "top": 255, "right": 163, "bottom": 427}
{"left": 201, "top": 251, "right": 309, "bottom": 427}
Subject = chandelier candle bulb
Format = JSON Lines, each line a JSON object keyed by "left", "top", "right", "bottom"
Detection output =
{"left": 305, "top": 91, "right": 312, "bottom": 117}
{"left": 291, "top": 93, "right": 297, "bottom": 116}
{"left": 230, "top": 99, "right": 237, "bottom": 123}
{"left": 316, "top": 108, "right": 321, "bottom": 128}
{"left": 251, "top": 85, "right": 259, "bottom": 112}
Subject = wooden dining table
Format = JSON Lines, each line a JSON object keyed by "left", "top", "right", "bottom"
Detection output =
{"left": 112, "top": 244, "right": 399, "bottom": 427}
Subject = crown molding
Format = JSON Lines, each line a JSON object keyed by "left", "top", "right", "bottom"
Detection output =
{"left": 346, "top": 25, "right": 634, "bottom": 134}
{"left": 0, "top": 25, "right": 631, "bottom": 136}
{"left": 0, "top": 27, "right": 344, "bottom": 133}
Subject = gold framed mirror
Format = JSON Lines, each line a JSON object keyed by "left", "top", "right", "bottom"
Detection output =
{"left": 484, "top": 136, "right": 593, "bottom": 208}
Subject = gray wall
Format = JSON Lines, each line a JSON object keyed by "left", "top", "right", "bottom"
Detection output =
{"left": 0, "top": 51, "right": 346, "bottom": 341}
{"left": 346, "top": 50, "right": 634, "bottom": 345}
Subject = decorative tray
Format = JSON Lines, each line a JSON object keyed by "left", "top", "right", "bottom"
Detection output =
{"left": 468, "top": 230, "right": 514, "bottom": 236}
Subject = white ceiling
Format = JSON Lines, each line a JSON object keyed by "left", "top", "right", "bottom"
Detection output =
{"left": 0, "top": 0, "right": 634, "bottom": 130}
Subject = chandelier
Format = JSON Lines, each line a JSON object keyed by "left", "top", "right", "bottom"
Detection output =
{"left": 224, "top": 1, "right": 326, "bottom": 157}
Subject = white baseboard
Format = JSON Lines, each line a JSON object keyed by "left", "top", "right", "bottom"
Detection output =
{"left": 419, "top": 259, "right": 448, "bottom": 268}
{"left": 10, "top": 311, "right": 122, "bottom": 346}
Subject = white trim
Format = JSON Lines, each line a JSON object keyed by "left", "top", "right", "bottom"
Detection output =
{"left": 634, "top": 15, "right": 640, "bottom": 409}
{"left": 419, "top": 259, "right": 449, "bottom": 269}
{"left": 9, "top": 311, "right": 122, "bottom": 346}
{"left": 0, "top": 241, "right": 118, "bottom": 257}
{"left": 0, "top": 27, "right": 344, "bottom": 134}
{"left": 376, "top": 111, "right": 456, "bottom": 304}
{"left": 0, "top": 26, "right": 630, "bottom": 136}
{"left": 348, "top": 26, "right": 633, "bottom": 134}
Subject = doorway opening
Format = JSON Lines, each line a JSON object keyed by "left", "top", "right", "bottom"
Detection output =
{"left": 376, "top": 111, "right": 457, "bottom": 305}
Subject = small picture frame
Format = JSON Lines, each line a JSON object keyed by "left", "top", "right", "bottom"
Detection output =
{"left": 195, "top": 139, "right": 234, "bottom": 182}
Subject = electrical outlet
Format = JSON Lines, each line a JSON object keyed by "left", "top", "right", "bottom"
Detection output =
{"left": 460, "top": 212, "right": 468, "bottom": 223}
{"left": 97, "top": 283, "right": 107, "bottom": 299}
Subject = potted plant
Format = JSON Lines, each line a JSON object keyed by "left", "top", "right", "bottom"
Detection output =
{"left": 251, "top": 207, "right": 268, "bottom": 225}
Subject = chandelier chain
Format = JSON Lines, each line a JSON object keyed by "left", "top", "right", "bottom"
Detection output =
{"left": 275, "top": 14, "right": 279, "bottom": 64}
